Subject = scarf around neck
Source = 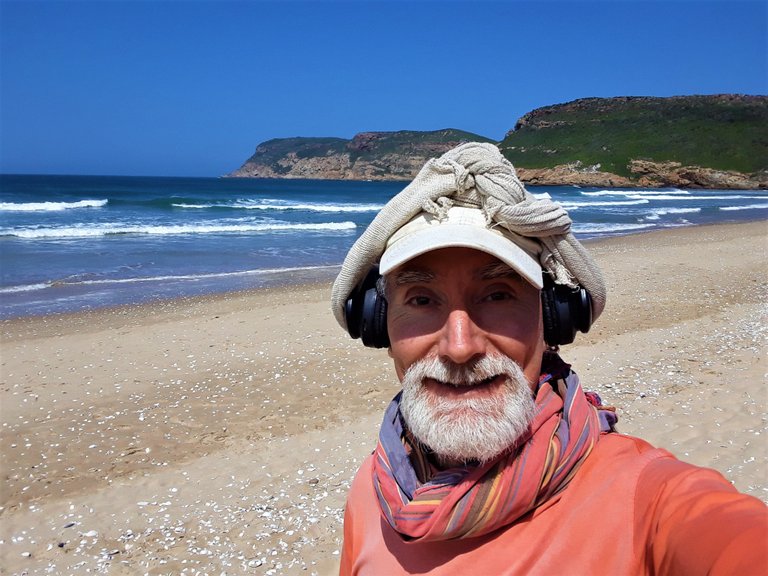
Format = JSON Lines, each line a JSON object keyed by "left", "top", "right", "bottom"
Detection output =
{"left": 371, "top": 354, "right": 617, "bottom": 542}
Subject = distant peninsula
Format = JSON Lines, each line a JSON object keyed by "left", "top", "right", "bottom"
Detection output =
{"left": 227, "top": 95, "right": 768, "bottom": 189}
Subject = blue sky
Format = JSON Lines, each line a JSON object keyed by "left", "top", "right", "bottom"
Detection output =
{"left": 1, "top": 0, "right": 766, "bottom": 177}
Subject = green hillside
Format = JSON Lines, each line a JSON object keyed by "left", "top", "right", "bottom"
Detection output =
{"left": 499, "top": 95, "right": 767, "bottom": 177}
{"left": 235, "top": 129, "right": 496, "bottom": 179}
{"left": 245, "top": 137, "right": 348, "bottom": 174}
{"left": 245, "top": 130, "right": 494, "bottom": 162}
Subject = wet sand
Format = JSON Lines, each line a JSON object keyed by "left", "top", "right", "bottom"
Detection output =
{"left": 1, "top": 221, "right": 766, "bottom": 575}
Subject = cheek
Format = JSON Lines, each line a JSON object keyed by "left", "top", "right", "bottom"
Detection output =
{"left": 387, "top": 309, "right": 442, "bottom": 382}
{"left": 521, "top": 316, "right": 545, "bottom": 387}
{"left": 388, "top": 332, "right": 428, "bottom": 382}
{"left": 484, "top": 301, "right": 544, "bottom": 385}
{"left": 510, "top": 302, "right": 544, "bottom": 386}
{"left": 478, "top": 302, "right": 541, "bottom": 347}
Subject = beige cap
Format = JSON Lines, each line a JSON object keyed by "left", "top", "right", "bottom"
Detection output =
{"left": 330, "top": 142, "right": 606, "bottom": 333}
{"left": 379, "top": 206, "right": 543, "bottom": 289}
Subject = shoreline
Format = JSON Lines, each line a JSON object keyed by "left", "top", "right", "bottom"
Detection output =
{"left": 3, "top": 218, "right": 767, "bottom": 323}
{"left": 1, "top": 220, "right": 766, "bottom": 575}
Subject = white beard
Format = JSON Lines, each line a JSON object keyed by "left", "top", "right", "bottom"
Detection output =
{"left": 399, "top": 355, "right": 537, "bottom": 466}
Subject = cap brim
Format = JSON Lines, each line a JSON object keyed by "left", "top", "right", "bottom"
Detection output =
{"left": 379, "top": 222, "right": 543, "bottom": 289}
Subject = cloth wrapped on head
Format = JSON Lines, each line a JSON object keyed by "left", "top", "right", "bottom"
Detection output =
{"left": 330, "top": 142, "right": 606, "bottom": 331}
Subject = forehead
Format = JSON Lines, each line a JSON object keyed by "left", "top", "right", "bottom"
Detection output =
{"left": 388, "top": 247, "right": 524, "bottom": 285}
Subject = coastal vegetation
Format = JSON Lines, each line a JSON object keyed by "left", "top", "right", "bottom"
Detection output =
{"left": 228, "top": 95, "right": 767, "bottom": 188}
{"left": 230, "top": 129, "right": 495, "bottom": 181}
{"left": 500, "top": 95, "right": 767, "bottom": 176}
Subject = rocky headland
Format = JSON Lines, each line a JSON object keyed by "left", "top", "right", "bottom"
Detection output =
{"left": 228, "top": 129, "right": 495, "bottom": 181}
{"left": 516, "top": 160, "right": 767, "bottom": 189}
{"left": 227, "top": 95, "right": 768, "bottom": 189}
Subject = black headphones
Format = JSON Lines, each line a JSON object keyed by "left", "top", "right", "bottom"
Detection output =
{"left": 344, "top": 266, "right": 593, "bottom": 349}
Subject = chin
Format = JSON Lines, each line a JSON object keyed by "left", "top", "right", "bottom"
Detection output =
{"left": 399, "top": 355, "right": 537, "bottom": 465}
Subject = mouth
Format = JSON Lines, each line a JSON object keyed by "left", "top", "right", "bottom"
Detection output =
{"left": 425, "top": 374, "right": 505, "bottom": 396}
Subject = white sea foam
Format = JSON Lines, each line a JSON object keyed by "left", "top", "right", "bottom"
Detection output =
{"left": 626, "top": 194, "right": 765, "bottom": 201}
{"left": 580, "top": 189, "right": 690, "bottom": 197}
{"left": 643, "top": 207, "right": 702, "bottom": 221}
{"left": 0, "top": 199, "right": 108, "bottom": 212}
{"left": 0, "top": 283, "right": 49, "bottom": 294}
{"left": 172, "top": 199, "right": 384, "bottom": 212}
{"left": 236, "top": 200, "right": 385, "bottom": 212}
{"left": 74, "top": 265, "right": 340, "bottom": 285}
{"left": 558, "top": 199, "right": 649, "bottom": 209}
{"left": 574, "top": 222, "right": 657, "bottom": 234}
{"left": 719, "top": 204, "right": 768, "bottom": 211}
{"left": 3, "top": 221, "right": 357, "bottom": 239}
{"left": 0, "top": 265, "right": 341, "bottom": 293}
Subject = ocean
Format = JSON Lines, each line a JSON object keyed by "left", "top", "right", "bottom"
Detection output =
{"left": 1, "top": 174, "right": 766, "bottom": 319}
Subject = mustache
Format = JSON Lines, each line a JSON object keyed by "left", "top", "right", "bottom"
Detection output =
{"left": 404, "top": 355, "right": 527, "bottom": 388}
{"left": 399, "top": 353, "right": 536, "bottom": 465}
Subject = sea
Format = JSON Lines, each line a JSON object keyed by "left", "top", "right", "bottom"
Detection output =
{"left": 1, "top": 174, "right": 767, "bottom": 320}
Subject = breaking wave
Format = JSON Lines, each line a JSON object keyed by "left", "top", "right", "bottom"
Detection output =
{"left": 0, "top": 199, "right": 108, "bottom": 212}
{"left": 2, "top": 221, "right": 357, "bottom": 239}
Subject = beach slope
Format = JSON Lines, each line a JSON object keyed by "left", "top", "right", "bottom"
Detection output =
{"left": 1, "top": 221, "right": 766, "bottom": 575}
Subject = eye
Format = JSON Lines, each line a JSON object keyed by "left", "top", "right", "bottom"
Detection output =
{"left": 484, "top": 290, "right": 513, "bottom": 302}
{"left": 406, "top": 294, "right": 433, "bottom": 307}
{"left": 481, "top": 283, "right": 518, "bottom": 303}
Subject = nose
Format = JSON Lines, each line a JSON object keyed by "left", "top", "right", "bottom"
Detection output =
{"left": 437, "top": 308, "right": 487, "bottom": 365}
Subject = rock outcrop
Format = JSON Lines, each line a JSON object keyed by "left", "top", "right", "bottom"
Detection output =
{"left": 227, "top": 130, "right": 495, "bottom": 181}
{"left": 228, "top": 95, "right": 767, "bottom": 188}
{"left": 514, "top": 161, "right": 766, "bottom": 189}
{"left": 628, "top": 160, "right": 767, "bottom": 189}
{"left": 516, "top": 163, "right": 634, "bottom": 187}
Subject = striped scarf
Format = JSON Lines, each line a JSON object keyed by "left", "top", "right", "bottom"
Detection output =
{"left": 372, "top": 355, "right": 617, "bottom": 542}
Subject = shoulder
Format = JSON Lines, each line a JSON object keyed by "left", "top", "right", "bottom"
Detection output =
{"left": 570, "top": 432, "right": 677, "bottom": 492}
{"left": 582, "top": 433, "right": 768, "bottom": 574}
{"left": 591, "top": 432, "right": 748, "bottom": 495}
{"left": 559, "top": 431, "right": 765, "bottom": 535}
{"left": 579, "top": 432, "right": 750, "bottom": 501}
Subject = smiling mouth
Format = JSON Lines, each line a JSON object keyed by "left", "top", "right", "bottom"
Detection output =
{"left": 429, "top": 374, "right": 504, "bottom": 390}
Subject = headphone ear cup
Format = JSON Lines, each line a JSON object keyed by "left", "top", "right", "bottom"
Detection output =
{"left": 573, "top": 287, "right": 593, "bottom": 334}
{"left": 344, "top": 289, "right": 363, "bottom": 341}
{"left": 343, "top": 266, "right": 390, "bottom": 349}
{"left": 541, "top": 277, "right": 593, "bottom": 346}
{"left": 541, "top": 286, "right": 558, "bottom": 346}
{"left": 360, "top": 287, "right": 389, "bottom": 348}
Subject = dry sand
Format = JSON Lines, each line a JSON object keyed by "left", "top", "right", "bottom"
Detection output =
{"left": 1, "top": 221, "right": 766, "bottom": 575}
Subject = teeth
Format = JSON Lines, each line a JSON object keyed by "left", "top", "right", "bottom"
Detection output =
{"left": 444, "top": 376, "right": 497, "bottom": 387}
{"left": 432, "top": 375, "right": 500, "bottom": 387}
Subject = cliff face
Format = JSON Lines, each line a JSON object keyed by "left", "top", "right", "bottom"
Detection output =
{"left": 628, "top": 160, "right": 767, "bottom": 189}
{"left": 227, "top": 130, "right": 495, "bottom": 181}
{"left": 228, "top": 95, "right": 767, "bottom": 188}
{"left": 515, "top": 161, "right": 767, "bottom": 189}
{"left": 500, "top": 94, "right": 767, "bottom": 188}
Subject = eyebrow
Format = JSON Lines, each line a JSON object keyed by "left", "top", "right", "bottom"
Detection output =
{"left": 392, "top": 269, "right": 435, "bottom": 286}
{"left": 478, "top": 262, "right": 522, "bottom": 281}
{"left": 392, "top": 262, "right": 522, "bottom": 286}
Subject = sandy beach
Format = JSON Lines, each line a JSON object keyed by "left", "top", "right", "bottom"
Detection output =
{"left": 1, "top": 220, "right": 766, "bottom": 575}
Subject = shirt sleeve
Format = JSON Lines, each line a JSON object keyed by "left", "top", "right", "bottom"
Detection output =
{"left": 637, "top": 456, "right": 768, "bottom": 575}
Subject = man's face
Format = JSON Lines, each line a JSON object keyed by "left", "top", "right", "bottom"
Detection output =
{"left": 386, "top": 247, "right": 545, "bottom": 389}
{"left": 384, "top": 247, "right": 546, "bottom": 464}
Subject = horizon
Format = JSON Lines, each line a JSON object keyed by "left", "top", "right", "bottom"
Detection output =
{"left": 1, "top": 0, "right": 766, "bottom": 178}
{"left": 1, "top": 92, "right": 765, "bottom": 180}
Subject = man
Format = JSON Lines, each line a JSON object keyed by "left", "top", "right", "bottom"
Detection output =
{"left": 330, "top": 143, "right": 767, "bottom": 575}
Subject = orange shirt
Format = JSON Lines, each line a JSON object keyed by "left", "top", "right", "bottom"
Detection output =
{"left": 341, "top": 434, "right": 768, "bottom": 575}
